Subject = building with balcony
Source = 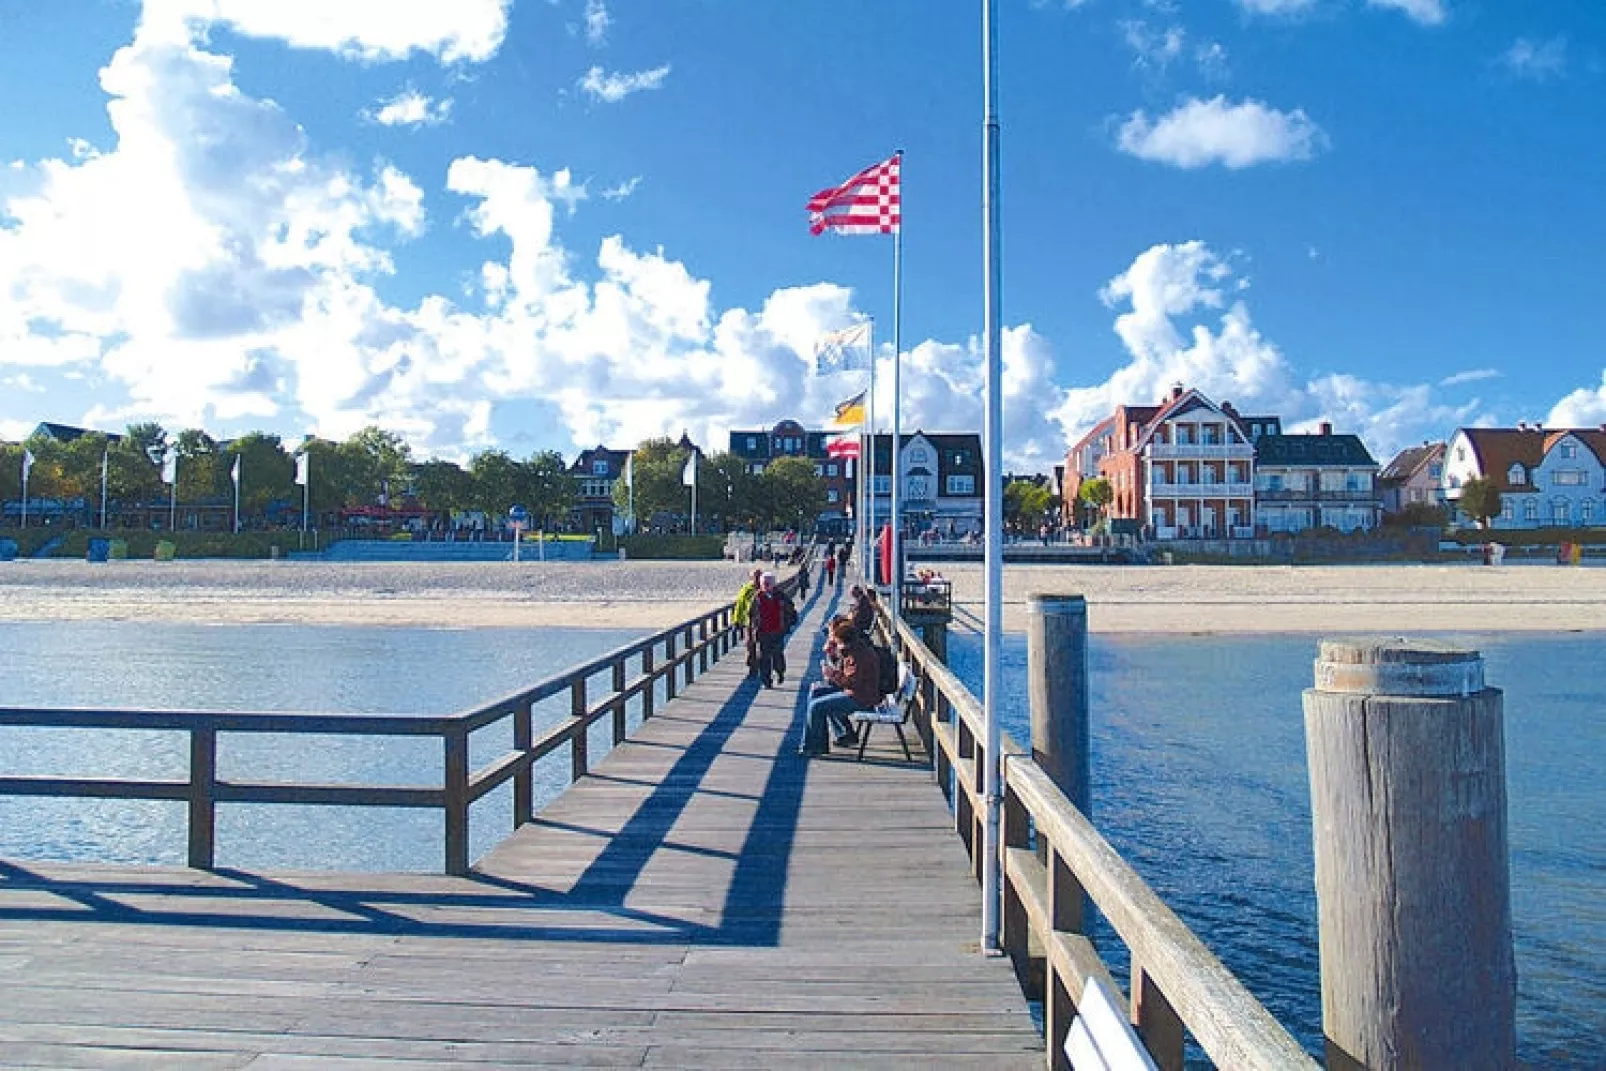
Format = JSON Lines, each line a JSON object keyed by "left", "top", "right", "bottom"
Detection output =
{"left": 728, "top": 419, "right": 856, "bottom": 533}
{"left": 1378, "top": 442, "right": 1446, "bottom": 516}
{"left": 1441, "top": 425, "right": 1606, "bottom": 529}
{"left": 568, "top": 445, "right": 631, "bottom": 535}
{"left": 1065, "top": 385, "right": 1271, "bottom": 539}
{"left": 1253, "top": 427, "right": 1381, "bottom": 534}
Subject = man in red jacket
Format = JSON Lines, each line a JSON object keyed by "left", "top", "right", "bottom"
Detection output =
{"left": 752, "top": 572, "right": 794, "bottom": 688}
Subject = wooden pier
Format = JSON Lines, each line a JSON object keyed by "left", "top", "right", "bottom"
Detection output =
{"left": 0, "top": 587, "right": 1040, "bottom": 1068}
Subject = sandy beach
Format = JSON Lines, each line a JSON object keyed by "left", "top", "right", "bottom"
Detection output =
{"left": 0, "top": 558, "right": 1600, "bottom": 634}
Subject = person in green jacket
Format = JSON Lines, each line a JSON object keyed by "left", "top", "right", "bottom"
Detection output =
{"left": 733, "top": 568, "right": 762, "bottom": 677}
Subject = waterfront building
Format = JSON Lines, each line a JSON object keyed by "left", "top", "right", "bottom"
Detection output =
{"left": 866, "top": 431, "right": 985, "bottom": 537}
{"left": 568, "top": 445, "right": 632, "bottom": 535}
{"left": 728, "top": 419, "right": 856, "bottom": 534}
{"left": 29, "top": 422, "right": 123, "bottom": 444}
{"left": 1253, "top": 427, "right": 1382, "bottom": 534}
{"left": 1378, "top": 442, "right": 1446, "bottom": 516}
{"left": 1065, "top": 385, "right": 1270, "bottom": 540}
{"left": 1442, "top": 424, "right": 1606, "bottom": 529}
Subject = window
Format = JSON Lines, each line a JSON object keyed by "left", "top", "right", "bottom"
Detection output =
{"left": 592, "top": 460, "right": 609, "bottom": 476}
{"left": 826, "top": 463, "right": 838, "bottom": 477}
{"left": 1267, "top": 474, "right": 1284, "bottom": 492}
{"left": 1561, "top": 444, "right": 1577, "bottom": 459}
{"left": 1201, "top": 426, "right": 1219, "bottom": 445}
{"left": 1347, "top": 473, "right": 1371, "bottom": 492}
{"left": 1582, "top": 499, "right": 1595, "bottom": 524}
{"left": 813, "top": 464, "right": 823, "bottom": 477}
{"left": 746, "top": 436, "right": 757, "bottom": 451}
{"left": 946, "top": 475, "right": 975, "bottom": 495}
{"left": 1508, "top": 464, "right": 1525, "bottom": 485}
{"left": 1501, "top": 502, "right": 1514, "bottom": 521}
{"left": 1449, "top": 474, "right": 1462, "bottom": 489}
{"left": 1456, "top": 446, "right": 1466, "bottom": 461}
{"left": 1554, "top": 470, "right": 1587, "bottom": 486}
{"left": 1553, "top": 500, "right": 1571, "bottom": 524}
{"left": 874, "top": 475, "right": 891, "bottom": 494}
{"left": 1524, "top": 500, "right": 1538, "bottom": 521}
{"left": 1175, "top": 426, "right": 1193, "bottom": 445}
{"left": 909, "top": 446, "right": 929, "bottom": 464}
{"left": 950, "top": 450, "right": 969, "bottom": 467}
{"left": 827, "top": 489, "right": 839, "bottom": 504}
{"left": 1429, "top": 463, "right": 1442, "bottom": 478}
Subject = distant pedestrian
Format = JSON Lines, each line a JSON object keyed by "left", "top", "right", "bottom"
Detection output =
{"left": 797, "top": 557, "right": 811, "bottom": 599}
{"left": 753, "top": 572, "right": 794, "bottom": 688}
{"left": 733, "top": 568, "right": 762, "bottom": 676}
{"left": 823, "top": 552, "right": 836, "bottom": 586}
{"left": 836, "top": 543, "right": 850, "bottom": 581}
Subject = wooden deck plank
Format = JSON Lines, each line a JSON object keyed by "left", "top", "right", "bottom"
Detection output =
{"left": 0, "top": 589, "right": 1039, "bottom": 1066}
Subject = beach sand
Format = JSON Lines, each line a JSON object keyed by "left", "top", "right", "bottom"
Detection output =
{"left": 0, "top": 558, "right": 1601, "bottom": 634}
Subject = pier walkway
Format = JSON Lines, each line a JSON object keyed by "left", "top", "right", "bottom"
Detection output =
{"left": 0, "top": 587, "right": 1039, "bottom": 1068}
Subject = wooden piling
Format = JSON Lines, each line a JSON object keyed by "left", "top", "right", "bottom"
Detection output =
{"left": 1026, "top": 594, "right": 1088, "bottom": 816}
{"left": 1303, "top": 638, "right": 1516, "bottom": 1070}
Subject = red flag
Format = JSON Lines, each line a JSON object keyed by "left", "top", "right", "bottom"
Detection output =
{"left": 825, "top": 433, "right": 860, "bottom": 460}
{"left": 808, "top": 154, "right": 900, "bottom": 236}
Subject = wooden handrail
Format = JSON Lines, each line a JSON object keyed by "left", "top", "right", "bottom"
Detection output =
{"left": 0, "top": 582, "right": 777, "bottom": 875}
{"left": 879, "top": 605, "right": 1315, "bottom": 1071}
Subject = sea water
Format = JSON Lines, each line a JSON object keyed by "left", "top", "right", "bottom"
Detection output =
{"left": 945, "top": 630, "right": 1604, "bottom": 1069}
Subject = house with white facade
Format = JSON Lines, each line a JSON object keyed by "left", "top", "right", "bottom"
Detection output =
{"left": 1441, "top": 425, "right": 1606, "bottom": 529}
{"left": 867, "top": 431, "right": 985, "bottom": 537}
{"left": 1253, "top": 426, "right": 1381, "bottom": 534}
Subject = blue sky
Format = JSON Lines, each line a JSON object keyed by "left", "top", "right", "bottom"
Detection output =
{"left": 1, "top": 0, "right": 1603, "bottom": 468}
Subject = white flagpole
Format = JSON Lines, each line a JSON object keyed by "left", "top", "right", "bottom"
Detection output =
{"left": 301, "top": 454, "right": 310, "bottom": 535}
{"left": 99, "top": 448, "right": 108, "bottom": 530}
{"left": 861, "top": 319, "right": 874, "bottom": 581}
{"left": 980, "top": 0, "right": 1006, "bottom": 956}
{"left": 691, "top": 458, "right": 698, "bottom": 536}
{"left": 168, "top": 454, "right": 177, "bottom": 534}
{"left": 232, "top": 457, "right": 241, "bottom": 534}
{"left": 20, "top": 452, "right": 29, "bottom": 529}
{"left": 890, "top": 149, "right": 905, "bottom": 643}
{"left": 867, "top": 322, "right": 878, "bottom": 584}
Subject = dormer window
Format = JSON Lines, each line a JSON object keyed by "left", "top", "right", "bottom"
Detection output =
{"left": 592, "top": 460, "right": 609, "bottom": 476}
{"left": 1507, "top": 464, "right": 1525, "bottom": 486}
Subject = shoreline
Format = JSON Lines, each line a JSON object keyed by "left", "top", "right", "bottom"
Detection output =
{"left": 1, "top": 559, "right": 1602, "bottom": 634}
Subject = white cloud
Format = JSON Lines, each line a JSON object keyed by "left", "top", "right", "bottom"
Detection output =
{"left": 1439, "top": 368, "right": 1500, "bottom": 388}
{"left": 584, "top": 0, "right": 611, "bottom": 46}
{"left": 1116, "top": 96, "right": 1327, "bottom": 169}
{"left": 1121, "top": 21, "right": 1186, "bottom": 72}
{"left": 1365, "top": 0, "right": 1445, "bottom": 26}
{"left": 578, "top": 64, "right": 671, "bottom": 104}
{"left": 1549, "top": 374, "right": 1606, "bottom": 429}
{"left": 365, "top": 89, "right": 452, "bottom": 127}
{"left": 1499, "top": 37, "right": 1567, "bottom": 81}
{"left": 1234, "top": 0, "right": 1318, "bottom": 15}
{"left": 1052, "top": 242, "right": 1484, "bottom": 461}
{"left": 143, "top": 0, "right": 512, "bottom": 63}
{"left": 600, "top": 176, "right": 642, "bottom": 201}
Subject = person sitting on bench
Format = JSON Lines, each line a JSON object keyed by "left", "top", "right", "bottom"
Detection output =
{"left": 799, "top": 619, "right": 880, "bottom": 756}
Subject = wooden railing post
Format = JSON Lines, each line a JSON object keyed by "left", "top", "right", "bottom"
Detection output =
{"left": 444, "top": 727, "right": 470, "bottom": 876}
{"left": 1046, "top": 846, "right": 1086, "bottom": 1067}
{"left": 513, "top": 698, "right": 533, "bottom": 828}
{"left": 612, "top": 661, "right": 628, "bottom": 744}
{"left": 187, "top": 726, "right": 217, "bottom": 870}
{"left": 1000, "top": 780, "right": 1032, "bottom": 982}
{"left": 665, "top": 634, "right": 678, "bottom": 700}
{"left": 1304, "top": 640, "right": 1516, "bottom": 1070}
{"left": 642, "top": 645, "right": 657, "bottom": 719}
{"left": 1132, "top": 962, "right": 1186, "bottom": 1071}
{"left": 1028, "top": 594, "right": 1089, "bottom": 817}
{"left": 698, "top": 619, "right": 709, "bottom": 674}
{"left": 683, "top": 626, "right": 695, "bottom": 688}
{"left": 571, "top": 678, "right": 589, "bottom": 781}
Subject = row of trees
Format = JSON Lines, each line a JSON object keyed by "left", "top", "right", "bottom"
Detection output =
{"left": 614, "top": 437, "right": 826, "bottom": 533}
{"left": 0, "top": 425, "right": 579, "bottom": 529}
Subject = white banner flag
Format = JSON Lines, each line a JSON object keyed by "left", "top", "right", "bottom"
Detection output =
{"left": 230, "top": 455, "right": 241, "bottom": 487}
{"left": 623, "top": 453, "right": 634, "bottom": 493}
{"left": 814, "top": 321, "right": 872, "bottom": 375}
{"left": 294, "top": 452, "right": 309, "bottom": 487}
{"left": 161, "top": 449, "right": 177, "bottom": 486}
{"left": 681, "top": 451, "right": 697, "bottom": 487}
{"left": 21, "top": 449, "right": 33, "bottom": 481}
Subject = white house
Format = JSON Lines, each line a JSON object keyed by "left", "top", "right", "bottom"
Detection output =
{"left": 1441, "top": 425, "right": 1606, "bottom": 529}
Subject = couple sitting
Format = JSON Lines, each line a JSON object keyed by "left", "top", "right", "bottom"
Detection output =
{"left": 798, "top": 617, "right": 881, "bottom": 757}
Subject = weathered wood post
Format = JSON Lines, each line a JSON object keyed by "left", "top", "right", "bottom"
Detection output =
{"left": 1304, "top": 638, "right": 1516, "bottom": 1070}
{"left": 1027, "top": 594, "right": 1089, "bottom": 816}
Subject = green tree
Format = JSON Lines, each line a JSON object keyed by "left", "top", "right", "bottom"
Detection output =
{"left": 468, "top": 449, "right": 522, "bottom": 517}
{"left": 523, "top": 450, "right": 577, "bottom": 530}
{"left": 1385, "top": 501, "right": 1449, "bottom": 529}
{"left": 174, "top": 429, "right": 224, "bottom": 502}
{"left": 338, "top": 426, "right": 412, "bottom": 506}
{"left": 613, "top": 437, "right": 694, "bottom": 529}
{"left": 224, "top": 433, "right": 294, "bottom": 518}
{"left": 108, "top": 429, "right": 163, "bottom": 507}
{"left": 123, "top": 422, "right": 169, "bottom": 467}
{"left": 1456, "top": 477, "right": 1503, "bottom": 530}
{"left": 1004, "top": 480, "right": 1054, "bottom": 530}
{"left": 698, "top": 451, "right": 760, "bottom": 532}
{"left": 0, "top": 442, "right": 22, "bottom": 505}
{"left": 299, "top": 437, "right": 348, "bottom": 520}
{"left": 762, "top": 455, "right": 826, "bottom": 531}
{"left": 411, "top": 458, "right": 473, "bottom": 515}
{"left": 1078, "top": 476, "right": 1113, "bottom": 528}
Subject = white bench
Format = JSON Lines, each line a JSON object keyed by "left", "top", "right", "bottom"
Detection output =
{"left": 1065, "top": 976, "right": 1160, "bottom": 1071}
{"left": 850, "top": 663, "right": 920, "bottom": 762}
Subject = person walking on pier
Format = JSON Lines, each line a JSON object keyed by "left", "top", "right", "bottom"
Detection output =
{"left": 835, "top": 542, "right": 850, "bottom": 581}
{"left": 733, "top": 568, "right": 761, "bottom": 677}
{"left": 753, "top": 572, "right": 794, "bottom": 688}
{"left": 799, "top": 618, "right": 880, "bottom": 756}
{"left": 797, "top": 556, "right": 812, "bottom": 600}
{"left": 823, "top": 550, "right": 836, "bottom": 587}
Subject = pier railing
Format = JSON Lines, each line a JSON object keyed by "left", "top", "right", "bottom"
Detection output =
{"left": 882, "top": 608, "right": 1317, "bottom": 1071}
{"left": 0, "top": 600, "right": 745, "bottom": 875}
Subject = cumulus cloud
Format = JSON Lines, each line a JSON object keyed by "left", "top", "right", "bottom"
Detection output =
{"left": 1366, "top": 0, "right": 1445, "bottom": 26}
{"left": 1498, "top": 37, "right": 1567, "bottom": 81}
{"left": 578, "top": 64, "right": 671, "bottom": 104}
{"left": 1234, "top": 0, "right": 1318, "bottom": 14}
{"left": 365, "top": 89, "right": 452, "bottom": 127}
{"left": 1549, "top": 375, "right": 1606, "bottom": 429}
{"left": 583, "top": 0, "right": 610, "bottom": 46}
{"left": 142, "top": 0, "right": 511, "bottom": 63}
{"left": 1116, "top": 96, "right": 1327, "bottom": 169}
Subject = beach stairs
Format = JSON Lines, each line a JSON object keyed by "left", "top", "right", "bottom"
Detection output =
{"left": 291, "top": 538, "right": 597, "bottom": 564}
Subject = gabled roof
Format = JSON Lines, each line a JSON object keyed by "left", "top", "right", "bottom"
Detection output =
{"left": 1380, "top": 442, "right": 1444, "bottom": 484}
{"left": 1134, "top": 389, "right": 1249, "bottom": 450}
{"left": 1459, "top": 429, "right": 1548, "bottom": 493}
{"left": 31, "top": 422, "right": 122, "bottom": 443}
{"left": 1255, "top": 434, "right": 1376, "bottom": 468}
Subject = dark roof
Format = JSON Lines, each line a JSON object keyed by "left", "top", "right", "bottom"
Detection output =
{"left": 1254, "top": 434, "right": 1376, "bottom": 467}
{"left": 569, "top": 446, "right": 631, "bottom": 477}
{"left": 32, "top": 422, "right": 122, "bottom": 443}
{"left": 868, "top": 432, "right": 984, "bottom": 481}
{"left": 1379, "top": 442, "right": 1444, "bottom": 485}
{"left": 1460, "top": 428, "right": 1606, "bottom": 493}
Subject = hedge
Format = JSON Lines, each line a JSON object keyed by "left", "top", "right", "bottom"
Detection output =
{"left": 49, "top": 530, "right": 305, "bottom": 560}
{"left": 1445, "top": 527, "right": 1606, "bottom": 547}
{"left": 619, "top": 535, "right": 724, "bottom": 560}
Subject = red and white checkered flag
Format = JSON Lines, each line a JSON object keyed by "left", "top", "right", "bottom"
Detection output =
{"left": 808, "top": 154, "right": 900, "bottom": 236}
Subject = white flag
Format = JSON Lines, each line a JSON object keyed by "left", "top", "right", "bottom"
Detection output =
{"left": 230, "top": 455, "right": 241, "bottom": 487}
{"left": 681, "top": 451, "right": 697, "bottom": 487}
{"left": 623, "top": 453, "right": 634, "bottom": 493}
{"left": 161, "top": 449, "right": 177, "bottom": 486}
{"left": 814, "top": 322, "right": 872, "bottom": 374}
{"left": 293, "top": 452, "right": 309, "bottom": 487}
{"left": 21, "top": 449, "right": 33, "bottom": 481}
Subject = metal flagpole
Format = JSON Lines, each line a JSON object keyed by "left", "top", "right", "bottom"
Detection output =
{"left": 890, "top": 149, "right": 905, "bottom": 644}
{"left": 866, "top": 322, "right": 878, "bottom": 584}
{"left": 168, "top": 457, "right": 177, "bottom": 534}
{"left": 860, "top": 318, "right": 874, "bottom": 580}
{"left": 232, "top": 458, "right": 241, "bottom": 534}
{"left": 99, "top": 448, "right": 108, "bottom": 530}
{"left": 980, "top": 0, "right": 1006, "bottom": 956}
{"left": 20, "top": 453, "right": 29, "bottom": 529}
